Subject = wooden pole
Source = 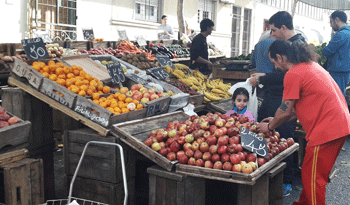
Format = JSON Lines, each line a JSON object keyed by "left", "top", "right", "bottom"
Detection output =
{"left": 177, "top": 0, "right": 185, "bottom": 39}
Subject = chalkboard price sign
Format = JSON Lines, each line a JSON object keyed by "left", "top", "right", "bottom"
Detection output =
{"left": 125, "top": 73, "right": 148, "bottom": 85}
{"left": 118, "top": 30, "right": 129, "bottom": 41}
{"left": 82, "top": 28, "right": 95, "bottom": 40}
{"left": 155, "top": 53, "right": 176, "bottom": 69}
{"left": 106, "top": 62, "right": 126, "bottom": 84}
{"left": 148, "top": 67, "right": 170, "bottom": 80}
{"left": 21, "top": 38, "right": 50, "bottom": 60}
{"left": 240, "top": 127, "right": 269, "bottom": 158}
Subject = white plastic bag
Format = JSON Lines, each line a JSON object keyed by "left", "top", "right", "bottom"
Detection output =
{"left": 228, "top": 78, "right": 258, "bottom": 120}
{"left": 183, "top": 102, "right": 197, "bottom": 116}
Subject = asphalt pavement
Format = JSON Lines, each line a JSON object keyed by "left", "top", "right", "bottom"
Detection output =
{"left": 283, "top": 136, "right": 350, "bottom": 205}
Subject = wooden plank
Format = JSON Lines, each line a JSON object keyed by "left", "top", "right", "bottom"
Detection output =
{"left": 175, "top": 143, "right": 299, "bottom": 185}
{"left": 188, "top": 94, "right": 205, "bottom": 106}
{"left": 268, "top": 162, "right": 286, "bottom": 205}
{"left": 8, "top": 76, "right": 109, "bottom": 136}
{"left": 0, "top": 149, "right": 28, "bottom": 166}
{"left": 146, "top": 96, "right": 171, "bottom": 117}
{"left": 208, "top": 98, "right": 233, "bottom": 114}
{"left": 0, "top": 87, "right": 30, "bottom": 120}
{"left": 237, "top": 173, "right": 269, "bottom": 205}
{"left": 12, "top": 58, "right": 43, "bottom": 89}
{"left": 0, "top": 117, "right": 31, "bottom": 152}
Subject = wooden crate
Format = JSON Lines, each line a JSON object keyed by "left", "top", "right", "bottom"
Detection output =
{"left": 207, "top": 98, "right": 233, "bottom": 114}
{"left": 146, "top": 96, "right": 171, "bottom": 117}
{"left": 90, "top": 41, "right": 109, "bottom": 49}
{"left": 268, "top": 162, "right": 286, "bottom": 205}
{"left": 64, "top": 128, "right": 136, "bottom": 184}
{"left": 188, "top": 93, "right": 205, "bottom": 106}
{"left": 64, "top": 175, "right": 134, "bottom": 205}
{"left": 175, "top": 143, "right": 299, "bottom": 185}
{"left": 111, "top": 111, "right": 190, "bottom": 171}
{"left": 74, "top": 95, "right": 147, "bottom": 128}
{"left": 64, "top": 41, "right": 89, "bottom": 50}
{"left": 0, "top": 149, "right": 28, "bottom": 166}
{"left": 12, "top": 58, "right": 44, "bottom": 89}
{"left": 147, "top": 165, "right": 205, "bottom": 205}
{"left": 0, "top": 158, "right": 44, "bottom": 205}
{"left": 0, "top": 111, "right": 31, "bottom": 153}
{"left": 212, "top": 64, "right": 255, "bottom": 80}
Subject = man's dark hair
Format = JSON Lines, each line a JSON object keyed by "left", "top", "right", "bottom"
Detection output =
{"left": 269, "top": 11, "right": 294, "bottom": 30}
{"left": 331, "top": 10, "right": 347, "bottom": 23}
{"left": 200, "top": 19, "right": 214, "bottom": 32}
{"left": 232, "top": 87, "right": 249, "bottom": 102}
{"left": 269, "top": 40, "right": 318, "bottom": 64}
{"left": 161, "top": 15, "right": 167, "bottom": 20}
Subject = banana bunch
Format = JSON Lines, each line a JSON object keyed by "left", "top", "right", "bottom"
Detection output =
{"left": 172, "top": 68, "right": 186, "bottom": 79}
{"left": 192, "top": 70, "right": 207, "bottom": 81}
{"left": 163, "top": 65, "right": 173, "bottom": 74}
{"left": 174, "top": 64, "right": 191, "bottom": 75}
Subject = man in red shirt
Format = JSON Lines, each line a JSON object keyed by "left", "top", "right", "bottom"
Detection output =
{"left": 257, "top": 40, "right": 350, "bottom": 205}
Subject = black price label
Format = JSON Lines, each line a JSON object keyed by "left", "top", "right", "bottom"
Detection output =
{"left": 148, "top": 67, "right": 170, "bottom": 80}
{"left": 21, "top": 38, "right": 50, "bottom": 60}
{"left": 82, "top": 28, "right": 95, "bottom": 40}
{"left": 155, "top": 53, "right": 175, "bottom": 69}
{"left": 125, "top": 73, "right": 148, "bottom": 85}
{"left": 240, "top": 127, "right": 269, "bottom": 158}
{"left": 118, "top": 30, "right": 129, "bottom": 41}
{"left": 106, "top": 62, "right": 126, "bottom": 84}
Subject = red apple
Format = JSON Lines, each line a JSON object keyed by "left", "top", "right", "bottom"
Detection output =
{"left": 209, "top": 125, "right": 218, "bottom": 133}
{"left": 169, "top": 141, "right": 180, "bottom": 152}
{"left": 232, "top": 164, "right": 242, "bottom": 172}
{"left": 194, "top": 150, "right": 203, "bottom": 159}
{"left": 230, "top": 154, "right": 241, "bottom": 164}
{"left": 183, "top": 142, "right": 192, "bottom": 151}
{"left": 192, "top": 141, "right": 199, "bottom": 151}
{"left": 223, "top": 162, "right": 233, "bottom": 171}
{"left": 144, "top": 138, "right": 153, "bottom": 146}
{"left": 156, "top": 133, "right": 166, "bottom": 142}
{"left": 192, "top": 130, "right": 203, "bottom": 140}
{"left": 217, "top": 145, "right": 227, "bottom": 154}
{"left": 195, "top": 159, "right": 205, "bottom": 167}
{"left": 220, "top": 127, "right": 228, "bottom": 135}
{"left": 188, "top": 157, "right": 196, "bottom": 165}
{"left": 177, "top": 136, "right": 186, "bottom": 145}
{"left": 213, "top": 161, "right": 223, "bottom": 170}
{"left": 227, "top": 144, "right": 237, "bottom": 154}
{"left": 214, "top": 129, "right": 224, "bottom": 137}
{"left": 227, "top": 127, "right": 239, "bottom": 137}
{"left": 159, "top": 148, "right": 168, "bottom": 156}
{"left": 202, "top": 152, "right": 212, "bottom": 161}
{"left": 225, "top": 121, "right": 234, "bottom": 128}
{"left": 185, "top": 134, "right": 194, "bottom": 143}
{"left": 208, "top": 116, "right": 216, "bottom": 125}
{"left": 235, "top": 144, "right": 243, "bottom": 152}
{"left": 178, "top": 154, "right": 189, "bottom": 164}
{"left": 200, "top": 142, "right": 209, "bottom": 152}
{"left": 208, "top": 145, "right": 218, "bottom": 154}
{"left": 166, "top": 138, "right": 175, "bottom": 147}
{"left": 211, "top": 154, "right": 221, "bottom": 163}
{"left": 167, "top": 152, "right": 176, "bottom": 161}
{"left": 257, "top": 158, "right": 267, "bottom": 167}
{"left": 203, "top": 131, "right": 211, "bottom": 139}
{"left": 237, "top": 152, "right": 246, "bottom": 161}
{"left": 248, "top": 162, "right": 257, "bottom": 171}
{"left": 241, "top": 164, "right": 253, "bottom": 174}
{"left": 152, "top": 142, "right": 161, "bottom": 151}
{"left": 287, "top": 138, "right": 295, "bottom": 147}
{"left": 204, "top": 160, "right": 214, "bottom": 168}
{"left": 221, "top": 153, "right": 230, "bottom": 163}
{"left": 215, "top": 119, "right": 224, "bottom": 128}
{"left": 246, "top": 153, "right": 257, "bottom": 163}
{"left": 196, "top": 137, "right": 205, "bottom": 145}
{"left": 217, "top": 136, "right": 229, "bottom": 146}
{"left": 200, "top": 121, "right": 210, "bottom": 130}
{"left": 176, "top": 150, "right": 185, "bottom": 158}
{"left": 206, "top": 136, "right": 217, "bottom": 146}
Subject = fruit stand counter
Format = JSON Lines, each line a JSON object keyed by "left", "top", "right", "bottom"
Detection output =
{"left": 111, "top": 111, "right": 299, "bottom": 205}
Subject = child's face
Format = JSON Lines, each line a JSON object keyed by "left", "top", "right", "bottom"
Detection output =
{"left": 234, "top": 94, "right": 248, "bottom": 111}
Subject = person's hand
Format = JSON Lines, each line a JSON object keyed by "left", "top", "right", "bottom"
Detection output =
{"left": 164, "top": 31, "right": 169, "bottom": 36}
{"left": 257, "top": 122, "right": 269, "bottom": 133}
{"left": 261, "top": 117, "right": 274, "bottom": 123}
{"left": 249, "top": 77, "right": 258, "bottom": 87}
{"left": 251, "top": 73, "right": 266, "bottom": 78}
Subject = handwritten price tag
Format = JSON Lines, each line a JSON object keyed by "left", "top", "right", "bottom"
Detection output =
{"left": 240, "top": 127, "right": 269, "bottom": 158}
{"left": 155, "top": 53, "right": 175, "bottom": 69}
{"left": 21, "top": 38, "right": 50, "bottom": 60}
{"left": 148, "top": 67, "right": 170, "bottom": 80}
{"left": 106, "top": 62, "right": 126, "bottom": 84}
{"left": 82, "top": 28, "right": 95, "bottom": 40}
{"left": 125, "top": 73, "right": 148, "bottom": 85}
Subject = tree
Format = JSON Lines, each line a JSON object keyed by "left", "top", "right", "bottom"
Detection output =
{"left": 177, "top": 0, "right": 185, "bottom": 39}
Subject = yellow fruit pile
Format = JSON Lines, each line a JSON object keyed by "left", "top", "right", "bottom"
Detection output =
{"left": 31, "top": 60, "right": 111, "bottom": 97}
{"left": 91, "top": 92, "right": 143, "bottom": 115}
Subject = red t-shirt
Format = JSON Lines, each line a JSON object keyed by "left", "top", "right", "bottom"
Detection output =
{"left": 283, "top": 62, "right": 350, "bottom": 146}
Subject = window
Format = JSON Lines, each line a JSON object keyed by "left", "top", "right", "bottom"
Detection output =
{"left": 31, "top": 0, "right": 77, "bottom": 41}
{"left": 198, "top": 0, "right": 215, "bottom": 23}
{"left": 135, "top": 0, "right": 160, "bottom": 23}
{"left": 242, "top": 9, "right": 252, "bottom": 56}
{"left": 231, "top": 6, "right": 241, "bottom": 57}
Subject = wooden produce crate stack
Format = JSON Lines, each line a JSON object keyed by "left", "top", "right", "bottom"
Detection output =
{"left": 64, "top": 128, "right": 136, "bottom": 205}
{"left": 0, "top": 149, "right": 45, "bottom": 205}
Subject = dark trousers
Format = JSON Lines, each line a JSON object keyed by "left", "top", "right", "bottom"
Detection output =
{"left": 258, "top": 94, "right": 298, "bottom": 184}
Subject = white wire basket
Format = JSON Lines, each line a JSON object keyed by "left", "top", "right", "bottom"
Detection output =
{"left": 42, "top": 197, "right": 109, "bottom": 205}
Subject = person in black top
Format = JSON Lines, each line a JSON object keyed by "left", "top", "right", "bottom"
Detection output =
{"left": 249, "top": 11, "right": 307, "bottom": 197}
{"left": 190, "top": 19, "right": 214, "bottom": 75}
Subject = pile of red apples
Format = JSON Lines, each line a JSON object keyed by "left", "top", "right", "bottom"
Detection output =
{"left": 144, "top": 112, "right": 295, "bottom": 174}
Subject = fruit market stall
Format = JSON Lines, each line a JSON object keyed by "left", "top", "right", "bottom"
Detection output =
{"left": 111, "top": 111, "right": 299, "bottom": 204}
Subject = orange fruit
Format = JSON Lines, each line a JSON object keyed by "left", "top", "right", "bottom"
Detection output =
{"left": 132, "top": 100, "right": 139, "bottom": 105}
{"left": 48, "top": 60, "right": 55, "bottom": 65}
{"left": 99, "top": 97, "right": 106, "bottom": 103}
{"left": 49, "top": 74, "right": 58, "bottom": 81}
{"left": 71, "top": 65, "right": 77, "bottom": 70}
{"left": 97, "top": 84, "right": 103, "bottom": 91}
{"left": 125, "top": 98, "right": 132, "bottom": 103}
{"left": 93, "top": 99, "right": 99, "bottom": 104}
{"left": 73, "top": 69, "right": 80, "bottom": 76}
{"left": 67, "top": 73, "right": 75, "bottom": 79}
{"left": 85, "top": 74, "right": 92, "bottom": 81}
{"left": 92, "top": 77, "right": 99, "bottom": 82}
{"left": 136, "top": 104, "right": 143, "bottom": 109}
{"left": 99, "top": 102, "right": 107, "bottom": 108}
{"left": 57, "top": 79, "right": 66, "bottom": 86}
{"left": 102, "top": 86, "right": 111, "bottom": 94}
{"left": 90, "top": 80, "right": 98, "bottom": 88}
{"left": 79, "top": 70, "right": 86, "bottom": 78}
{"left": 83, "top": 79, "right": 89, "bottom": 85}
{"left": 77, "top": 66, "right": 83, "bottom": 71}
{"left": 114, "top": 107, "right": 121, "bottom": 112}
{"left": 55, "top": 68, "right": 64, "bottom": 75}
{"left": 39, "top": 62, "right": 46, "bottom": 68}
{"left": 66, "top": 80, "right": 74, "bottom": 87}
{"left": 75, "top": 80, "right": 83, "bottom": 86}
{"left": 56, "top": 62, "right": 64, "bottom": 67}
{"left": 58, "top": 74, "right": 66, "bottom": 80}
{"left": 79, "top": 85, "right": 88, "bottom": 91}
{"left": 42, "top": 72, "right": 50, "bottom": 78}
{"left": 63, "top": 66, "right": 72, "bottom": 74}
{"left": 92, "top": 93, "right": 100, "bottom": 100}
{"left": 78, "top": 90, "right": 86, "bottom": 96}
{"left": 121, "top": 108, "right": 129, "bottom": 113}
{"left": 105, "top": 100, "right": 112, "bottom": 107}
{"left": 107, "top": 107, "right": 114, "bottom": 112}
{"left": 118, "top": 94, "right": 126, "bottom": 101}
{"left": 32, "top": 65, "right": 41, "bottom": 71}
{"left": 86, "top": 89, "right": 94, "bottom": 96}
{"left": 49, "top": 64, "right": 57, "bottom": 72}
{"left": 98, "top": 91, "right": 103, "bottom": 94}
{"left": 42, "top": 66, "right": 50, "bottom": 73}
{"left": 110, "top": 102, "right": 118, "bottom": 108}
{"left": 97, "top": 81, "right": 104, "bottom": 87}
{"left": 32, "top": 61, "right": 39, "bottom": 67}
{"left": 71, "top": 85, "right": 79, "bottom": 93}
{"left": 114, "top": 92, "right": 120, "bottom": 98}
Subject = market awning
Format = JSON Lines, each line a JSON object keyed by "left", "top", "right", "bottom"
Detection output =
{"left": 299, "top": 0, "right": 350, "bottom": 10}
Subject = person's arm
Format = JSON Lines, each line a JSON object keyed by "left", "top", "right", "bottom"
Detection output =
{"left": 322, "top": 32, "right": 346, "bottom": 58}
{"left": 259, "top": 71, "right": 285, "bottom": 85}
{"left": 196, "top": 56, "right": 212, "bottom": 67}
{"left": 257, "top": 99, "right": 295, "bottom": 133}
{"left": 249, "top": 73, "right": 266, "bottom": 87}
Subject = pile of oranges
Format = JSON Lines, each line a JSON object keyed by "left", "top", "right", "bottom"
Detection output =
{"left": 92, "top": 92, "right": 143, "bottom": 115}
{"left": 31, "top": 60, "right": 111, "bottom": 97}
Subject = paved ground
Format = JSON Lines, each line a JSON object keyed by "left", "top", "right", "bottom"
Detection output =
{"left": 53, "top": 137, "right": 350, "bottom": 204}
